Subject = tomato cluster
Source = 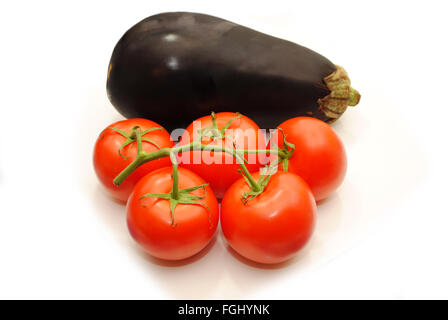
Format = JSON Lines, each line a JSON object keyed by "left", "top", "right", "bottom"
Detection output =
{"left": 93, "top": 113, "right": 346, "bottom": 264}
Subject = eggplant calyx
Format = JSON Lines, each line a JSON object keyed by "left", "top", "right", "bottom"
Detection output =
{"left": 318, "top": 65, "right": 361, "bottom": 122}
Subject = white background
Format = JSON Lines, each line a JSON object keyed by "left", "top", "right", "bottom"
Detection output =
{"left": 1, "top": 0, "right": 447, "bottom": 299}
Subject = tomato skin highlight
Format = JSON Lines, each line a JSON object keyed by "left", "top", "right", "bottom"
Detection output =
{"left": 93, "top": 118, "right": 174, "bottom": 202}
{"left": 178, "top": 112, "right": 266, "bottom": 199}
{"left": 272, "top": 117, "right": 347, "bottom": 201}
{"left": 127, "top": 167, "right": 219, "bottom": 261}
{"left": 221, "top": 171, "right": 316, "bottom": 264}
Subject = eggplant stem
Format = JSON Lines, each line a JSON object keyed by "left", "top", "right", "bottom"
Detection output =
{"left": 349, "top": 88, "right": 361, "bottom": 106}
{"left": 318, "top": 65, "right": 361, "bottom": 121}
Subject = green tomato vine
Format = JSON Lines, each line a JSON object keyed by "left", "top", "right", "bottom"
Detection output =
{"left": 112, "top": 113, "right": 295, "bottom": 225}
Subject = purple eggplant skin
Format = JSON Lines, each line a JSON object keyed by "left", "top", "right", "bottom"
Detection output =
{"left": 107, "top": 12, "right": 360, "bottom": 130}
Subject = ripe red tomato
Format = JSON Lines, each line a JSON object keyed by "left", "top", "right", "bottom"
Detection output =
{"left": 221, "top": 171, "right": 316, "bottom": 264}
{"left": 127, "top": 167, "right": 219, "bottom": 260}
{"left": 271, "top": 117, "right": 347, "bottom": 201}
{"left": 178, "top": 112, "right": 266, "bottom": 199}
{"left": 93, "top": 118, "right": 174, "bottom": 202}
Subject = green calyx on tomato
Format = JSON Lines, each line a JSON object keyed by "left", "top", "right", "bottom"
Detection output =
{"left": 138, "top": 153, "right": 211, "bottom": 227}
{"left": 236, "top": 128, "right": 297, "bottom": 203}
{"left": 139, "top": 182, "right": 210, "bottom": 227}
{"left": 199, "top": 112, "right": 242, "bottom": 141}
{"left": 238, "top": 167, "right": 271, "bottom": 204}
{"left": 109, "top": 125, "right": 163, "bottom": 159}
{"left": 270, "top": 128, "right": 295, "bottom": 172}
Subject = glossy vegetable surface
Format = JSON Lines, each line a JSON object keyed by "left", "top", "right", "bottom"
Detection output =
{"left": 127, "top": 167, "right": 219, "bottom": 260}
{"left": 272, "top": 117, "right": 347, "bottom": 201}
{"left": 107, "top": 12, "right": 360, "bottom": 130}
{"left": 221, "top": 171, "right": 316, "bottom": 264}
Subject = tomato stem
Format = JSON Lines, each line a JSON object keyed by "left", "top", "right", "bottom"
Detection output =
{"left": 275, "top": 128, "right": 295, "bottom": 172}
{"left": 112, "top": 114, "right": 296, "bottom": 203}
{"left": 170, "top": 152, "right": 180, "bottom": 199}
{"left": 113, "top": 147, "right": 171, "bottom": 186}
{"left": 232, "top": 151, "right": 261, "bottom": 192}
{"left": 113, "top": 141, "right": 291, "bottom": 187}
{"left": 175, "top": 143, "right": 261, "bottom": 192}
{"left": 135, "top": 127, "right": 144, "bottom": 154}
{"left": 114, "top": 140, "right": 264, "bottom": 191}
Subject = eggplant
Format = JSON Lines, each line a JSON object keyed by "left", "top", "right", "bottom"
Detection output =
{"left": 107, "top": 12, "right": 360, "bottom": 130}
